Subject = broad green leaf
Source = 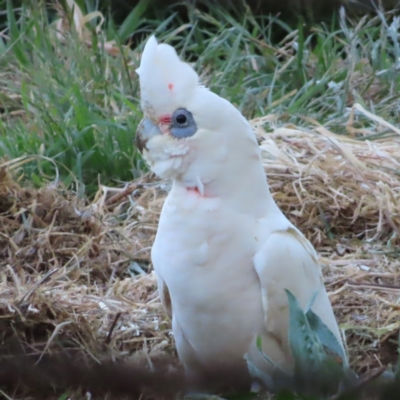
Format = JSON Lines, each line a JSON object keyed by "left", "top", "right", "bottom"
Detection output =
{"left": 305, "top": 308, "right": 358, "bottom": 388}
{"left": 305, "top": 308, "right": 348, "bottom": 366}
{"left": 286, "top": 290, "right": 352, "bottom": 396}
{"left": 286, "top": 290, "right": 325, "bottom": 373}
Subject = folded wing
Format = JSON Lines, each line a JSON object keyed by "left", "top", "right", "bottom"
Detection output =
{"left": 252, "top": 227, "right": 345, "bottom": 371}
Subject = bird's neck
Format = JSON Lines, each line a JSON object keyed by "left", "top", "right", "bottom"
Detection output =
{"left": 173, "top": 157, "right": 277, "bottom": 218}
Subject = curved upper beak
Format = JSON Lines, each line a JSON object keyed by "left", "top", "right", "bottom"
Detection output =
{"left": 135, "top": 118, "right": 163, "bottom": 153}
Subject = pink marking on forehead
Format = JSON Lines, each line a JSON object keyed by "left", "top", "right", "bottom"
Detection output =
{"left": 168, "top": 83, "right": 174, "bottom": 90}
{"left": 159, "top": 115, "right": 171, "bottom": 125}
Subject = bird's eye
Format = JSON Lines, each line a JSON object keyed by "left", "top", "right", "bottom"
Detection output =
{"left": 175, "top": 113, "right": 188, "bottom": 126}
{"left": 170, "top": 108, "right": 197, "bottom": 139}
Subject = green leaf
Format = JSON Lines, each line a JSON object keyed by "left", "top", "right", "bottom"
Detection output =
{"left": 305, "top": 308, "right": 358, "bottom": 388}
{"left": 31, "top": 173, "right": 43, "bottom": 187}
{"left": 118, "top": 0, "right": 151, "bottom": 43}
{"left": 7, "top": 0, "right": 29, "bottom": 66}
{"left": 305, "top": 308, "right": 348, "bottom": 366}
{"left": 286, "top": 290, "right": 353, "bottom": 397}
{"left": 0, "top": 37, "right": 7, "bottom": 57}
{"left": 286, "top": 290, "right": 324, "bottom": 373}
{"left": 251, "top": 291, "right": 359, "bottom": 396}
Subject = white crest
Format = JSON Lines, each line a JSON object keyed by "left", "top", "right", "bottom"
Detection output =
{"left": 136, "top": 36, "right": 199, "bottom": 120}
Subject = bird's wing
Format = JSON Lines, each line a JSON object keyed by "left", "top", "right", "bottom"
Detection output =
{"left": 156, "top": 274, "right": 172, "bottom": 318}
{"left": 253, "top": 226, "right": 344, "bottom": 365}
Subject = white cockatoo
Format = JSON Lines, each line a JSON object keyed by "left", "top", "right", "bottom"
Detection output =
{"left": 135, "top": 36, "right": 345, "bottom": 392}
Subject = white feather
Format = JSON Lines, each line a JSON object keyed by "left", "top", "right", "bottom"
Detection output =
{"left": 136, "top": 35, "right": 199, "bottom": 122}
{"left": 138, "top": 35, "right": 346, "bottom": 391}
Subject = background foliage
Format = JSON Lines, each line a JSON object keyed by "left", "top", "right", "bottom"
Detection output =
{"left": 1, "top": 0, "right": 399, "bottom": 196}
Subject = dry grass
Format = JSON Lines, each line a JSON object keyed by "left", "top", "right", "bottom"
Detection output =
{"left": 255, "top": 103, "right": 400, "bottom": 373}
{"left": 0, "top": 103, "right": 399, "bottom": 398}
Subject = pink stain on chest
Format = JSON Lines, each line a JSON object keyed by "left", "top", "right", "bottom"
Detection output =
{"left": 186, "top": 187, "right": 205, "bottom": 197}
{"left": 168, "top": 83, "right": 174, "bottom": 90}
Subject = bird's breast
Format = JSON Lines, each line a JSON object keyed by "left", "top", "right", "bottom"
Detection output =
{"left": 153, "top": 191, "right": 258, "bottom": 276}
{"left": 151, "top": 190, "right": 265, "bottom": 364}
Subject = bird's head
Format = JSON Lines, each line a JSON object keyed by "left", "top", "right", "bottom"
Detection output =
{"left": 135, "top": 36, "right": 265, "bottom": 199}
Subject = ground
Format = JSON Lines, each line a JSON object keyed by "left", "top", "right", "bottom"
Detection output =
{"left": 1, "top": 113, "right": 399, "bottom": 398}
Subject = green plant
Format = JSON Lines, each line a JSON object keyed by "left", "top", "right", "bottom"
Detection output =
{"left": 1, "top": 1, "right": 399, "bottom": 197}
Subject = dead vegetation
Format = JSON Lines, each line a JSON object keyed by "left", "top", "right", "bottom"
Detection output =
{"left": 255, "top": 103, "right": 400, "bottom": 374}
{"left": 0, "top": 103, "right": 400, "bottom": 398}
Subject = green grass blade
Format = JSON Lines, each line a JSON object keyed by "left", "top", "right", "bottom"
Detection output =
{"left": 6, "top": 0, "right": 29, "bottom": 66}
{"left": 118, "top": 0, "right": 151, "bottom": 43}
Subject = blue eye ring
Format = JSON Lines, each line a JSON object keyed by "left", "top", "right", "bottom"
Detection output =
{"left": 170, "top": 108, "right": 197, "bottom": 138}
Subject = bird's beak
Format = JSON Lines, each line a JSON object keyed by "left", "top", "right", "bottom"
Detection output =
{"left": 135, "top": 118, "right": 163, "bottom": 153}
